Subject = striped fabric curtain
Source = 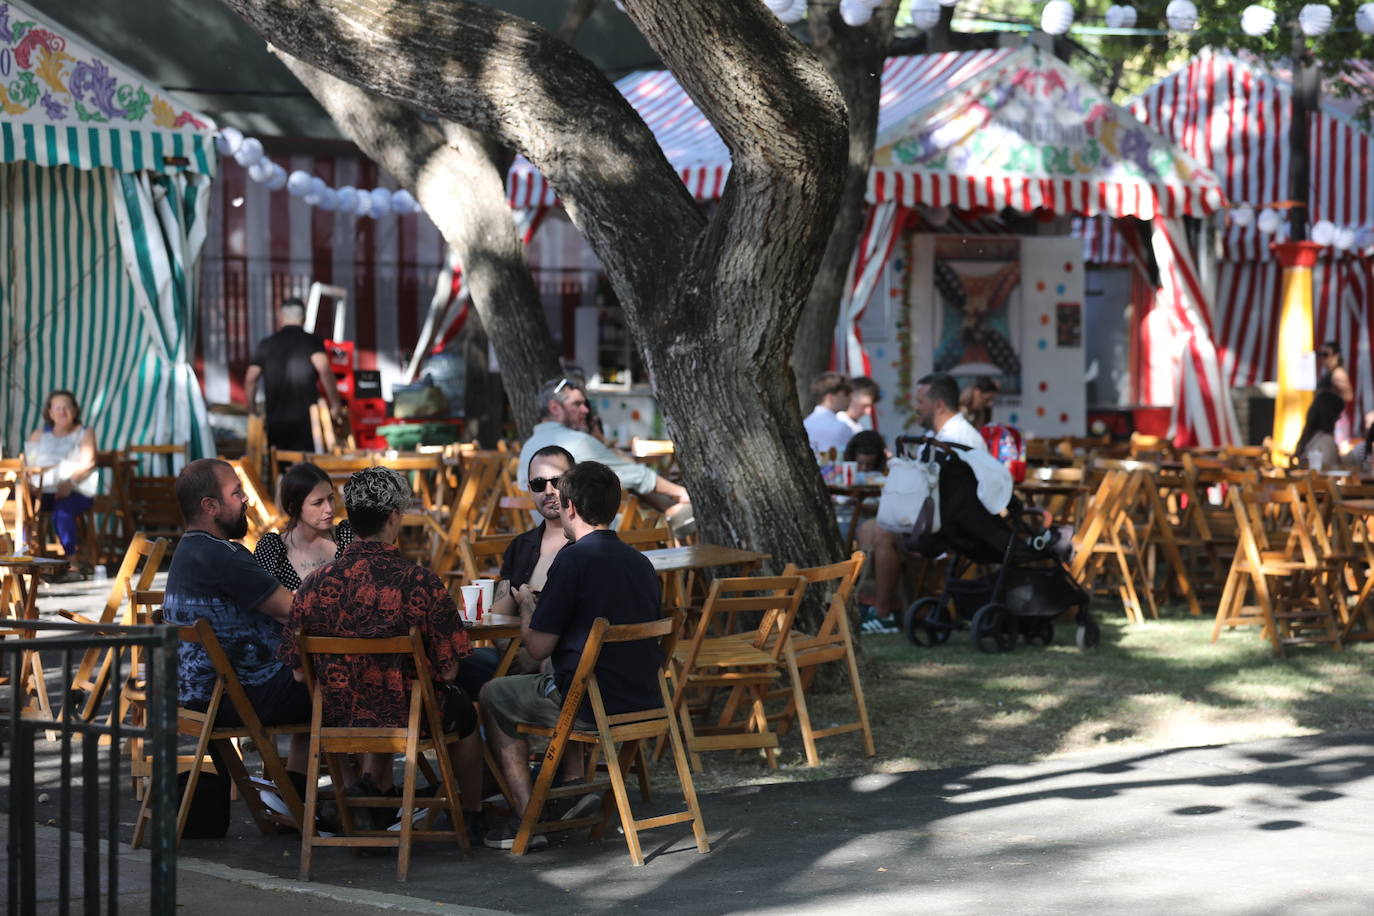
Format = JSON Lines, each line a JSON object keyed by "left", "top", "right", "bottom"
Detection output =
{"left": 1, "top": 162, "right": 150, "bottom": 458}
{"left": 110, "top": 170, "right": 214, "bottom": 463}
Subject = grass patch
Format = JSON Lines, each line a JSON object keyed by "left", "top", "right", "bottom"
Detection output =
{"left": 683, "top": 606, "right": 1374, "bottom": 793}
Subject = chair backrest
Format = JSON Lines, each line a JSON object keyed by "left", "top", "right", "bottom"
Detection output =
{"left": 780, "top": 552, "right": 865, "bottom": 638}
{"left": 125, "top": 443, "right": 187, "bottom": 477}
{"left": 297, "top": 628, "right": 448, "bottom": 739}
{"left": 125, "top": 476, "right": 184, "bottom": 539}
{"left": 455, "top": 533, "right": 516, "bottom": 590}
{"left": 618, "top": 526, "right": 674, "bottom": 552}
{"left": 690, "top": 575, "right": 808, "bottom": 658}
{"left": 561, "top": 612, "right": 682, "bottom": 723}
{"left": 96, "top": 533, "right": 168, "bottom": 624}
{"left": 179, "top": 618, "right": 281, "bottom": 725}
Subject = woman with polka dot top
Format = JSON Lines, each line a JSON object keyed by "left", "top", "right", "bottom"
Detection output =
{"left": 254, "top": 463, "right": 354, "bottom": 591}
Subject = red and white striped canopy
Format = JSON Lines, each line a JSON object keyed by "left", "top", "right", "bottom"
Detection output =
{"left": 1132, "top": 50, "right": 1374, "bottom": 261}
{"left": 508, "top": 46, "right": 1226, "bottom": 221}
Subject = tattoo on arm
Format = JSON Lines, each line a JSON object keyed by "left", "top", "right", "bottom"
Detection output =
{"left": 495, "top": 581, "right": 510, "bottom": 602}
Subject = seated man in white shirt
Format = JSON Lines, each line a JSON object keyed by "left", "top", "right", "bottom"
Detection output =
{"left": 856, "top": 373, "right": 988, "bottom": 633}
{"left": 803, "top": 373, "right": 854, "bottom": 456}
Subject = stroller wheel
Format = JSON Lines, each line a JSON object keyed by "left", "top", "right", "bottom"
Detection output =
{"left": 904, "top": 597, "right": 951, "bottom": 648}
{"left": 1076, "top": 615, "right": 1101, "bottom": 651}
{"left": 971, "top": 604, "right": 1016, "bottom": 654}
{"left": 1021, "top": 617, "right": 1055, "bottom": 647}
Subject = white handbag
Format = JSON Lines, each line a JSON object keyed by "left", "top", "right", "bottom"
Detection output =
{"left": 876, "top": 455, "right": 940, "bottom": 535}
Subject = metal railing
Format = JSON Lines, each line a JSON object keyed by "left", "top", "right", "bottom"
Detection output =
{"left": 3, "top": 619, "right": 179, "bottom": 914}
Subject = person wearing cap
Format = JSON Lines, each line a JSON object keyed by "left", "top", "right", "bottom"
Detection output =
{"left": 280, "top": 466, "right": 486, "bottom": 840}
{"left": 517, "top": 376, "right": 691, "bottom": 523}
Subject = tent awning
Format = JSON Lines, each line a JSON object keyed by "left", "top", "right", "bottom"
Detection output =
{"left": 507, "top": 45, "right": 1225, "bottom": 220}
{"left": 0, "top": 0, "right": 217, "bottom": 176}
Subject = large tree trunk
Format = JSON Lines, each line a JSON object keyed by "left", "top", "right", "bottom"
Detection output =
{"left": 221, "top": 0, "right": 852, "bottom": 623}
{"left": 792, "top": 2, "right": 898, "bottom": 401}
{"left": 278, "top": 55, "right": 560, "bottom": 436}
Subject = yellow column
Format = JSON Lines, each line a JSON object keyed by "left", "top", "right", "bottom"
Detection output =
{"left": 1270, "top": 241, "right": 1322, "bottom": 463}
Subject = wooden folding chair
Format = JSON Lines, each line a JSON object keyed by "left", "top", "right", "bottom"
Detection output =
{"left": 297, "top": 628, "right": 470, "bottom": 881}
{"left": 125, "top": 442, "right": 187, "bottom": 477}
{"left": 447, "top": 533, "right": 517, "bottom": 598}
{"left": 1212, "top": 482, "right": 1343, "bottom": 654}
{"left": 766, "top": 552, "right": 874, "bottom": 766}
{"left": 58, "top": 533, "right": 169, "bottom": 721}
{"left": 132, "top": 618, "right": 307, "bottom": 848}
{"left": 430, "top": 455, "right": 505, "bottom": 578}
{"left": 667, "top": 575, "right": 807, "bottom": 770}
{"left": 1069, "top": 470, "right": 1153, "bottom": 624}
{"left": 125, "top": 473, "right": 184, "bottom": 545}
{"left": 512, "top": 611, "right": 709, "bottom": 865}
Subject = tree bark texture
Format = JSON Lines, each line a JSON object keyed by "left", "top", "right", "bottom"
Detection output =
{"left": 222, "top": 0, "right": 853, "bottom": 620}
{"left": 278, "top": 54, "right": 560, "bottom": 435}
{"left": 792, "top": 1, "right": 898, "bottom": 402}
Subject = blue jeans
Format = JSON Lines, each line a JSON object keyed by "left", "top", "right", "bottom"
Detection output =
{"left": 40, "top": 492, "right": 94, "bottom": 558}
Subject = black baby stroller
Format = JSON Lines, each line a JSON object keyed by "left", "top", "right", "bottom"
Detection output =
{"left": 890, "top": 436, "right": 1097, "bottom": 653}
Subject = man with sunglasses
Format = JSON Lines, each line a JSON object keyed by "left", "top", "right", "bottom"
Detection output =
{"left": 489, "top": 446, "right": 575, "bottom": 618}
{"left": 517, "top": 377, "right": 691, "bottom": 521}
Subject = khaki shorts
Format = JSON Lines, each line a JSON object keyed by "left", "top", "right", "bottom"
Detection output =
{"left": 481, "top": 673, "right": 594, "bottom": 739}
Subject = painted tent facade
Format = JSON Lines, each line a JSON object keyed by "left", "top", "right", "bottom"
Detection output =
{"left": 0, "top": 0, "right": 217, "bottom": 461}
{"left": 506, "top": 45, "right": 1231, "bottom": 444}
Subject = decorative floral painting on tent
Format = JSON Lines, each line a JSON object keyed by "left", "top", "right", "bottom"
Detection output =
{"left": 932, "top": 237, "right": 1023, "bottom": 396}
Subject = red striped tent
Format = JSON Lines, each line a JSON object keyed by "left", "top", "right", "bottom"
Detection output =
{"left": 1129, "top": 50, "right": 1374, "bottom": 436}
{"left": 508, "top": 45, "right": 1232, "bottom": 444}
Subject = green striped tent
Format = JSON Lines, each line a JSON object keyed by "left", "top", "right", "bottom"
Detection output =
{"left": 1, "top": 0, "right": 217, "bottom": 465}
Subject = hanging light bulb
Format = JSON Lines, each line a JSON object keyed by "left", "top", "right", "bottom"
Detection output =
{"left": 840, "top": 0, "right": 873, "bottom": 27}
{"left": 370, "top": 187, "right": 393, "bottom": 217}
{"left": 1105, "top": 5, "right": 1137, "bottom": 28}
{"left": 247, "top": 160, "right": 273, "bottom": 184}
{"left": 1358, "top": 4, "right": 1374, "bottom": 35}
{"left": 1298, "top": 4, "right": 1333, "bottom": 36}
{"left": 318, "top": 188, "right": 338, "bottom": 212}
{"left": 265, "top": 163, "right": 288, "bottom": 192}
{"left": 1166, "top": 0, "right": 1198, "bottom": 31}
{"left": 1240, "top": 5, "right": 1276, "bottom": 36}
{"left": 336, "top": 186, "right": 358, "bottom": 214}
{"left": 1041, "top": 0, "right": 1075, "bottom": 35}
{"left": 909, "top": 0, "right": 942, "bottom": 29}
{"left": 233, "top": 137, "right": 264, "bottom": 168}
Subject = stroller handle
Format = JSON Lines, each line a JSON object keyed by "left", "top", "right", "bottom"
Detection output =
{"left": 894, "top": 434, "right": 972, "bottom": 459}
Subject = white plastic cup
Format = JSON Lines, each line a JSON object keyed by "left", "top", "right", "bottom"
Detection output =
{"left": 460, "top": 585, "right": 483, "bottom": 622}
{"left": 92, "top": 564, "right": 108, "bottom": 584}
{"left": 840, "top": 461, "right": 858, "bottom": 486}
{"left": 1307, "top": 449, "right": 1325, "bottom": 472}
{"left": 474, "top": 579, "right": 496, "bottom": 614}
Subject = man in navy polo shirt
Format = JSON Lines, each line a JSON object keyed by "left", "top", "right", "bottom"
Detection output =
{"left": 479, "top": 460, "right": 663, "bottom": 850}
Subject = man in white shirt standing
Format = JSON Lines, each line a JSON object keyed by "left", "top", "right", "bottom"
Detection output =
{"left": 838, "top": 376, "right": 880, "bottom": 438}
{"left": 803, "top": 373, "right": 854, "bottom": 455}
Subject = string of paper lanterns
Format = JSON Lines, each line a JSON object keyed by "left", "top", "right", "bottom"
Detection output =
{"left": 1231, "top": 206, "right": 1374, "bottom": 253}
{"left": 214, "top": 127, "right": 423, "bottom": 218}
{"left": 742, "top": 0, "right": 1374, "bottom": 36}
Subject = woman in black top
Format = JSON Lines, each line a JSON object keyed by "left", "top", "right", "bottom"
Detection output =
{"left": 254, "top": 463, "right": 354, "bottom": 590}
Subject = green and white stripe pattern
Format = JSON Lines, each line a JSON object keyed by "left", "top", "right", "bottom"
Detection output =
{"left": 0, "top": 123, "right": 217, "bottom": 179}
{"left": 1, "top": 161, "right": 212, "bottom": 463}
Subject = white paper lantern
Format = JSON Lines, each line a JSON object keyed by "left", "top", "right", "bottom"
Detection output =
{"left": 317, "top": 189, "right": 338, "bottom": 212}
{"left": 1311, "top": 219, "right": 1337, "bottom": 246}
{"left": 303, "top": 191, "right": 323, "bottom": 207}
{"left": 1299, "top": 4, "right": 1333, "bottom": 36}
{"left": 1355, "top": 227, "right": 1374, "bottom": 249}
{"left": 1040, "top": 0, "right": 1074, "bottom": 35}
{"left": 215, "top": 127, "right": 244, "bottom": 156}
{"left": 779, "top": 0, "right": 806, "bottom": 24}
{"left": 1230, "top": 205, "right": 1255, "bottom": 227}
{"left": 369, "top": 188, "right": 393, "bottom": 217}
{"left": 1240, "top": 5, "right": 1275, "bottom": 36}
{"left": 1334, "top": 226, "right": 1357, "bottom": 251}
{"left": 309, "top": 177, "right": 327, "bottom": 199}
{"left": 840, "top": 0, "right": 873, "bottom": 27}
{"left": 859, "top": 0, "right": 885, "bottom": 7}
{"left": 354, "top": 192, "right": 372, "bottom": 218}
{"left": 265, "top": 163, "right": 287, "bottom": 192}
{"left": 1358, "top": 4, "right": 1374, "bottom": 35}
{"left": 336, "top": 187, "right": 358, "bottom": 214}
{"left": 1257, "top": 209, "right": 1282, "bottom": 235}
{"left": 233, "top": 137, "right": 264, "bottom": 168}
{"left": 1166, "top": 0, "right": 1197, "bottom": 31}
{"left": 247, "top": 160, "right": 273, "bottom": 184}
{"left": 1105, "top": 5, "right": 1137, "bottom": 28}
{"left": 286, "top": 170, "right": 314, "bottom": 197}
{"left": 763, "top": 0, "right": 790, "bottom": 12}
{"left": 909, "top": 0, "right": 942, "bottom": 29}
{"left": 391, "top": 189, "right": 419, "bottom": 215}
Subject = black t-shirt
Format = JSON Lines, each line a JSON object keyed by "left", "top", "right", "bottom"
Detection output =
{"left": 249, "top": 326, "right": 327, "bottom": 425}
{"left": 529, "top": 529, "right": 662, "bottom": 718}
{"left": 499, "top": 522, "right": 566, "bottom": 591}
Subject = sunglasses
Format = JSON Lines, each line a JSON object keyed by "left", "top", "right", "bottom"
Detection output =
{"left": 529, "top": 476, "right": 563, "bottom": 493}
